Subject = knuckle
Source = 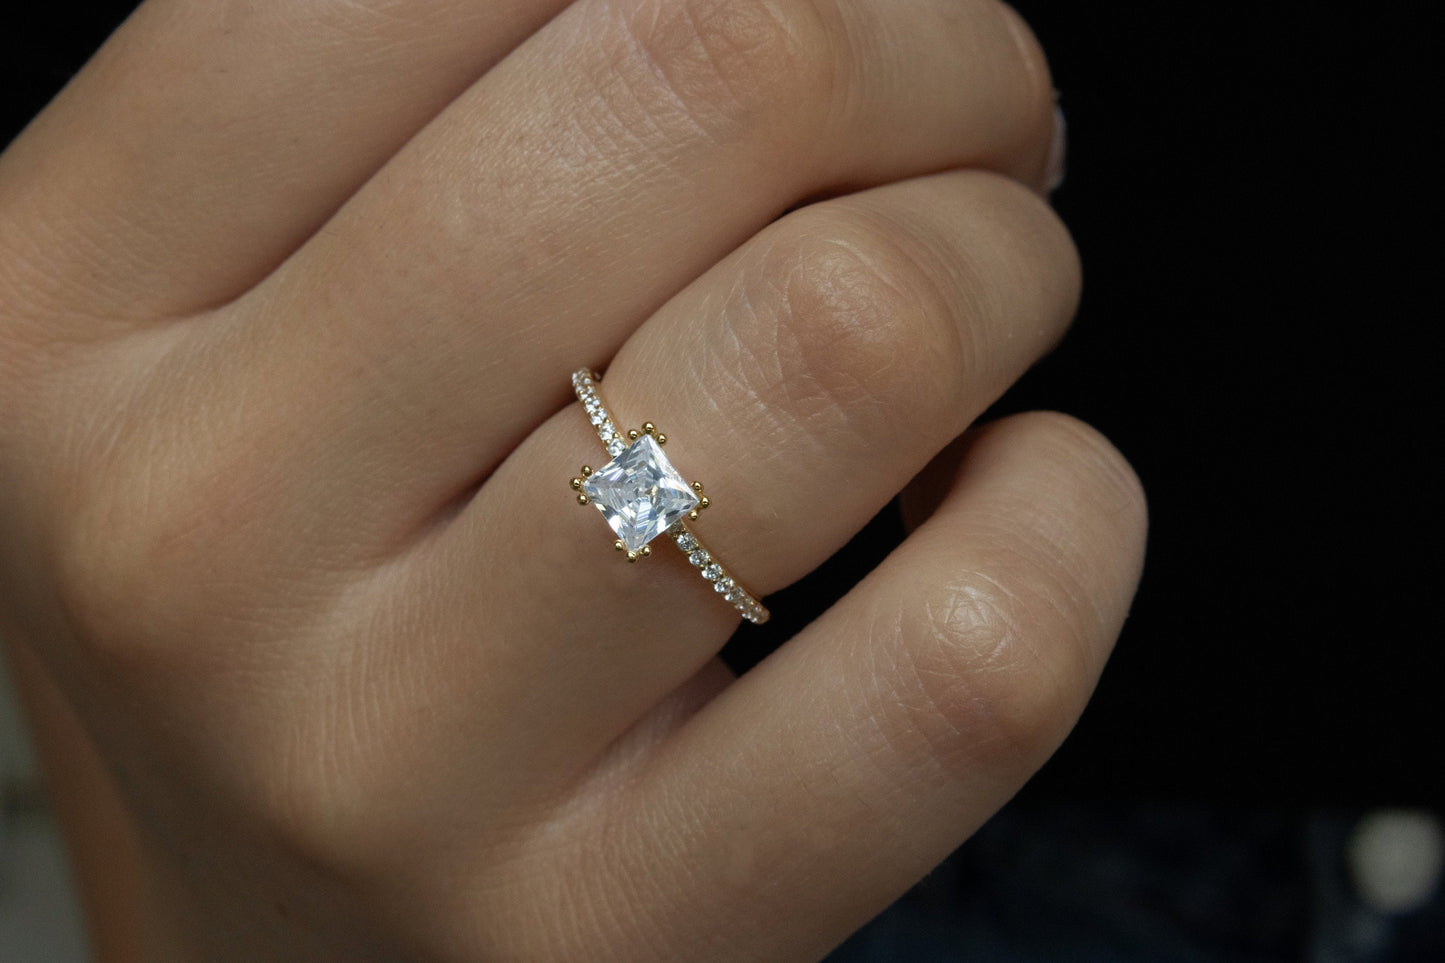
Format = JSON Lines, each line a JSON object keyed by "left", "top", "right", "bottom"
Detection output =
{"left": 52, "top": 447, "right": 258, "bottom": 667}
{"left": 255, "top": 739, "right": 386, "bottom": 885}
{"left": 757, "top": 204, "right": 968, "bottom": 426}
{"left": 956, "top": 172, "right": 1081, "bottom": 314}
{"left": 890, "top": 568, "right": 1085, "bottom": 774}
{"left": 883, "top": 415, "right": 1149, "bottom": 778}
{"left": 596, "top": 0, "right": 838, "bottom": 143}
{"left": 53, "top": 480, "right": 186, "bottom": 665}
{"left": 1015, "top": 411, "right": 1148, "bottom": 533}
{"left": 984, "top": 414, "right": 1149, "bottom": 606}
{"left": 986, "top": 170, "right": 1078, "bottom": 264}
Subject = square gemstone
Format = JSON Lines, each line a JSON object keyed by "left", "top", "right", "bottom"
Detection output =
{"left": 582, "top": 435, "right": 700, "bottom": 552}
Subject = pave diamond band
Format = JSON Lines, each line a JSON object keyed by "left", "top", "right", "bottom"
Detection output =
{"left": 570, "top": 369, "right": 769, "bottom": 625}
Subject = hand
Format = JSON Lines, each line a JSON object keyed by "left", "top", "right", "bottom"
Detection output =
{"left": 0, "top": 0, "right": 1146, "bottom": 959}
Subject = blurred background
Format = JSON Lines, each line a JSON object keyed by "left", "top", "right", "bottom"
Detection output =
{"left": 1, "top": 658, "right": 90, "bottom": 959}
{"left": 3, "top": 0, "right": 1442, "bottom": 960}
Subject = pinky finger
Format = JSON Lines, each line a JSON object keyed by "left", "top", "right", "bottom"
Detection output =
{"left": 603, "top": 411, "right": 1147, "bottom": 961}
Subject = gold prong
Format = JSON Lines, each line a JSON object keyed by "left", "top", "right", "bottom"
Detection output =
{"left": 581, "top": 465, "right": 593, "bottom": 477}
{"left": 691, "top": 481, "right": 704, "bottom": 493}
{"left": 699, "top": 495, "right": 711, "bottom": 510}
{"left": 643, "top": 422, "right": 656, "bottom": 435}
{"left": 570, "top": 477, "right": 583, "bottom": 490}
{"left": 627, "top": 551, "right": 639, "bottom": 563}
{"left": 640, "top": 545, "right": 651, "bottom": 557}
{"left": 688, "top": 510, "right": 700, "bottom": 521}
{"left": 655, "top": 433, "right": 666, "bottom": 445}
{"left": 577, "top": 494, "right": 589, "bottom": 506}
{"left": 615, "top": 540, "right": 626, "bottom": 552}
{"left": 628, "top": 428, "right": 641, "bottom": 441}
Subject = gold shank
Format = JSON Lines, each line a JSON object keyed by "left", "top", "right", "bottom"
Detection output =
{"left": 571, "top": 368, "right": 769, "bottom": 624}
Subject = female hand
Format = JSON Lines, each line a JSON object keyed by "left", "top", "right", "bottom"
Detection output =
{"left": 0, "top": 0, "right": 1146, "bottom": 959}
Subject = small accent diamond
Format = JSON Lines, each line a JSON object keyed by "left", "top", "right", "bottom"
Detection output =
{"left": 675, "top": 532, "right": 698, "bottom": 552}
{"left": 714, "top": 577, "right": 734, "bottom": 594}
{"left": 689, "top": 549, "right": 710, "bottom": 567}
{"left": 702, "top": 563, "right": 723, "bottom": 581}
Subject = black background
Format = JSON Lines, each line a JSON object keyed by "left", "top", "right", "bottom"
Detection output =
{"left": 3, "top": 2, "right": 1441, "bottom": 808}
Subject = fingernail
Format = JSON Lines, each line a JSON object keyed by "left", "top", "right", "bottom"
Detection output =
{"left": 1044, "top": 101, "right": 1067, "bottom": 194}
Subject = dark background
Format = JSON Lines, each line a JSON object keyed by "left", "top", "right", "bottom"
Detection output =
{"left": 2, "top": 0, "right": 1440, "bottom": 809}
{"left": 980, "top": 0, "right": 1440, "bottom": 806}
{"left": 747, "top": 1, "right": 1445, "bottom": 808}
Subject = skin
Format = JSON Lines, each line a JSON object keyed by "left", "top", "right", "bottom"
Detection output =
{"left": 0, "top": 0, "right": 1147, "bottom": 960}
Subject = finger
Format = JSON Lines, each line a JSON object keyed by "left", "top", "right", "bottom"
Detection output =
{"left": 388, "top": 170, "right": 1079, "bottom": 793}
{"left": 578, "top": 412, "right": 1148, "bottom": 962}
{"left": 593, "top": 657, "right": 735, "bottom": 774}
{"left": 235, "top": 0, "right": 1058, "bottom": 524}
{"left": 0, "top": 0, "right": 571, "bottom": 328}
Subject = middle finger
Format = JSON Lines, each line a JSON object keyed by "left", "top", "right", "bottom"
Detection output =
{"left": 228, "top": 0, "right": 1055, "bottom": 543}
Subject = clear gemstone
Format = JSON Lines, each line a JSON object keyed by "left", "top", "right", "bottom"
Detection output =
{"left": 714, "top": 577, "right": 734, "bottom": 593}
{"left": 675, "top": 532, "right": 698, "bottom": 552}
{"left": 702, "top": 564, "right": 723, "bottom": 581}
{"left": 689, "top": 549, "right": 709, "bottom": 567}
{"left": 581, "top": 435, "right": 700, "bottom": 552}
{"left": 589, "top": 410, "right": 607, "bottom": 426}
{"left": 608, "top": 440, "right": 626, "bottom": 457}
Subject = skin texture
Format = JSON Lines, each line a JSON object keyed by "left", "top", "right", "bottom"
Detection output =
{"left": 0, "top": 0, "right": 1146, "bottom": 960}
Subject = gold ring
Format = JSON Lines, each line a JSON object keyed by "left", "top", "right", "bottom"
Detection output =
{"left": 569, "top": 369, "right": 768, "bottom": 625}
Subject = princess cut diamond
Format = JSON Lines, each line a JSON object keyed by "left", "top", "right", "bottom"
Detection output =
{"left": 582, "top": 435, "right": 700, "bottom": 553}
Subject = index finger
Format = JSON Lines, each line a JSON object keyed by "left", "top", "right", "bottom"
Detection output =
{"left": 0, "top": 0, "right": 569, "bottom": 330}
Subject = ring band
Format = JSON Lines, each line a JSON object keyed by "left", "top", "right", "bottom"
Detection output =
{"left": 569, "top": 369, "right": 769, "bottom": 625}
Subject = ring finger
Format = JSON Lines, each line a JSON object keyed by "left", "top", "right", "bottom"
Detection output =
{"left": 373, "top": 167, "right": 1080, "bottom": 818}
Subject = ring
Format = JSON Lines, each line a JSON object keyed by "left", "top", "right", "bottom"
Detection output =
{"left": 569, "top": 369, "right": 770, "bottom": 625}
